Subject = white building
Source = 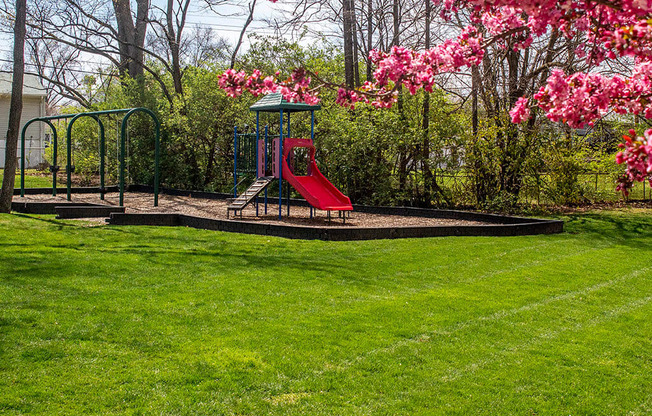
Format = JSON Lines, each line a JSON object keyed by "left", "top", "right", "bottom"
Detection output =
{"left": 0, "top": 72, "right": 48, "bottom": 168}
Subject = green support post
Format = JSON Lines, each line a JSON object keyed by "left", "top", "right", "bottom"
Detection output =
{"left": 264, "top": 125, "right": 268, "bottom": 214}
{"left": 98, "top": 119, "right": 105, "bottom": 200}
{"left": 154, "top": 115, "right": 160, "bottom": 207}
{"left": 120, "top": 116, "right": 127, "bottom": 206}
{"left": 19, "top": 123, "right": 26, "bottom": 196}
{"left": 66, "top": 116, "right": 77, "bottom": 201}
{"left": 49, "top": 121, "right": 58, "bottom": 196}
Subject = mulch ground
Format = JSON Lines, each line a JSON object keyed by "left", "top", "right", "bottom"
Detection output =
{"left": 17, "top": 192, "right": 489, "bottom": 228}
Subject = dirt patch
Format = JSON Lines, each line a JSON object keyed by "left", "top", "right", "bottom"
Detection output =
{"left": 16, "top": 192, "right": 489, "bottom": 228}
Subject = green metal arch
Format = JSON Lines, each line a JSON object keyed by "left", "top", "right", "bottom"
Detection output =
{"left": 66, "top": 113, "right": 105, "bottom": 201}
{"left": 20, "top": 118, "right": 58, "bottom": 197}
{"left": 119, "top": 108, "right": 161, "bottom": 207}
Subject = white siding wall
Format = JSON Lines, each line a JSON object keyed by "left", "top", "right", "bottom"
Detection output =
{"left": 0, "top": 96, "right": 46, "bottom": 168}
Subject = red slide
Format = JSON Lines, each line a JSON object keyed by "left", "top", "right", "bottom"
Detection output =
{"left": 282, "top": 138, "right": 353, "bottom": 211}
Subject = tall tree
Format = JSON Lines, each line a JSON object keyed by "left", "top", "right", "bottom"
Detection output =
{"left": 421, "top": 0, "right": 434, "bottom": 205}
{"left": 342, "top": 0, "right": 355, "bottom": 89}
{"left": 366, "top": 0, "right": 373, "bottom": 81}
{"left": 112, "top": 0, "right": 149, "bottom": 80}
{"left": 0, "top": 0, "right": 27, "bottom": 213}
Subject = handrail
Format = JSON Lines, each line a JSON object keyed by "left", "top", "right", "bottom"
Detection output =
{"left": 231, "top": 176, "right": 249, "bottom": 196}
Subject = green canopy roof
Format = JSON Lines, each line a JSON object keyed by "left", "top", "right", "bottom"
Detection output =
{"left": 249, "top": 93, "right": 321, "bottom": 113}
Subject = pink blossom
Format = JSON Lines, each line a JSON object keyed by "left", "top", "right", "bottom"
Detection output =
{"left": 509, "top": 97, "right": 530, "bottom": 123}
{"left": 615, "top": 129, "right": 652, "bottom": 195}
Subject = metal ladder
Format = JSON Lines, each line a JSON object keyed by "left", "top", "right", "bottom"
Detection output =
{"left": 227, "top": 177, "right": 274, "bottom": 217}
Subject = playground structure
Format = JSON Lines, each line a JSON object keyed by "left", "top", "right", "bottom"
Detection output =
{"left": 18, "top": 108, "right": 160, "bottom": 207}
{"left": 228, "top": 93, "right": 353, "bottom": 220}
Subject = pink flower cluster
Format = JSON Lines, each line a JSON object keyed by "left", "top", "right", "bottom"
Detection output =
{"left": 218, "top": 67, "right": 319, "bottom": 105}
{"left": 604, "top": 20, "right": 652, "bottom": 60}
{"left": 509, "top": 97, "right": 530, "bottom": 123}
{"left": 531, "top": 64, "right": 652, "bottom": 128}
{"left": 615, "top": 129, "right": 652, "bottom": 195}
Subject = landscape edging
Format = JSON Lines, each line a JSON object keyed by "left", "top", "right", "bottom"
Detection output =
{"left": 108, "top": 212, "right": 563, "bottom": 241}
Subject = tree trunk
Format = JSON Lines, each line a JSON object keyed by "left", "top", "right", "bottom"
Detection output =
{"left": 392, "top": 0, "right": 400, "bottom": 47}
{"left": 167, "top": 0, "right": 185, "bottom": 95}
{"left": 112, "top": 0, "right": 149, "bottom": 80}
{"left": 500, "top": 49, "right": 523, "bottom": 199}
{"left": 393, "top": 0, "right": 409, "bottom": 195}
{"left": 366, "top": 0, "right": 372, "bottom": 81}
{"left": 342, "top": 0, "right": 355, "bottom": 89}
{"left": 0, "top": 0, "right": 27, "bottom": 213}
{"left": 472, "top": 66, "right": 479, "bottom": 137}
{"left": 351, "top": 1, "right": 360, "bottom": 87}
{"left": 471, "top": 64, "right": 488, "bottom": 205}
{"left": 422, "top": 0, "right": 432, "bottom": 205}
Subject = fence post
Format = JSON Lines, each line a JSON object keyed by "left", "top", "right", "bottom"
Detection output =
{"left": 595, "top": 172, "right": 598, "bottom": 193}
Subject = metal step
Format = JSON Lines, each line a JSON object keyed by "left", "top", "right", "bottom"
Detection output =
{"left": 227, "top": 177, "right": 275, "bottom": 215}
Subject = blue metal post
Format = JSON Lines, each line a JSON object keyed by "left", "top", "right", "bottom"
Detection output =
{"left": 255, "top": 112, "right": 260, "bottom": 216}
{"left": 287, "top": 181, "right": 290, "bottom": 217}
{"left": 233, "top": 126, "right": 238, "bottom": 197}
{"left": 264, "top": 125, "right": 268, "bottom": 214}
{"left": 279, "top": 110, "right": 283, "bottom": 220}
{"left": 311, "top": 110, "right": 315, "bottom": 141}
{"left": 286, "top": 113, "right": 290, "bottom": 216}
{"left": 255, "top": 113, "right": 260, "bottom": 177}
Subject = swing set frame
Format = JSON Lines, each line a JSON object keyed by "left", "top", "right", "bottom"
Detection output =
{"left": 19, "top": 107, "right": 160, "bottom": 207}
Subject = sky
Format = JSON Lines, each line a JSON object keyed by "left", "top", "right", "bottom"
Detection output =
{"left": 172, "top": 0, "right": 285, "bottom": 51}
{"left": 151, "top": 0, "right": 336, "bottom": 54}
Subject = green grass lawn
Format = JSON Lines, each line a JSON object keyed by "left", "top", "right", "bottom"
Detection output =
{"left": 0, "top": 210, "right": 651, "bottom": 415}
{"left": 0, "top": 169, "right": 53, "bottom": 189}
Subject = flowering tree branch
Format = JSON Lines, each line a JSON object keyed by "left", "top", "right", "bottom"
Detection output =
{"left": 220, "top": 0, "right": 652, "bottom": 189}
